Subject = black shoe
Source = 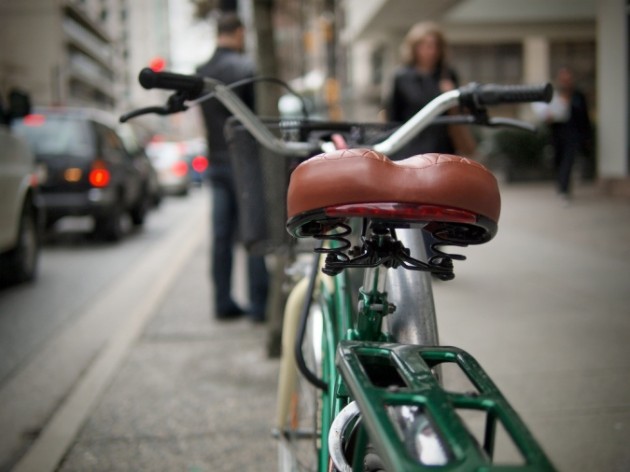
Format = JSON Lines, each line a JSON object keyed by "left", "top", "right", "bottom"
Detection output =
{"left": 249, "top": 314, "right": 266, "bottom": 324}
{"left": 216, "top": 305, "right": 246, "bottom": 321}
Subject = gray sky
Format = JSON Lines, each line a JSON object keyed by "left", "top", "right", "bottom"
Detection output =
{"left": 168, "top": 0, "right": 215, "bottom": 73}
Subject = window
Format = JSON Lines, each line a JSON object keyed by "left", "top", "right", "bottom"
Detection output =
{"left": 450, "top": 43, "right": 523, "bottom": 85}
{"left": 370, "top": 46, "right": 386, "bottom": 86}
{"left": 13, "top": 115, "right": 94, "bottom": 158}
{"left": 95, "top": 123, "right": 126, "bottom": 162}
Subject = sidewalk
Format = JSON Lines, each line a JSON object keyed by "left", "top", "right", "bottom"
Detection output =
{"left": 56, "top": 237, "right": 279, "bottom": 472}
{"left": 434, "top": 182, "right": 630, "bottom": 472}
{"left": 51, "top": 183, "right": 630, "bottom": 471}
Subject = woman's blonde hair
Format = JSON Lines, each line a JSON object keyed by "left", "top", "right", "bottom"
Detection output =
{"left": 400, "top": 21, "right": 447, "bottom": 67}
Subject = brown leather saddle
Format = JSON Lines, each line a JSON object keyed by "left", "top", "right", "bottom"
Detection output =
{"left": 286, "top": 149, "right": 500, "bottom": 247}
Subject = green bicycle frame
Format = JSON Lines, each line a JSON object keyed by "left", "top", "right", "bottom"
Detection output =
{"left": 317, "top": 270, "right": 354, "bottom": 469}
{"left": 313, "top": 263, "right": 556, "bottom": 472}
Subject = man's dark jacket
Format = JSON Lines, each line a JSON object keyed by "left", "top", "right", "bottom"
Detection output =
{"left": 196, "top": 47, "right": 255, "bottom": 181}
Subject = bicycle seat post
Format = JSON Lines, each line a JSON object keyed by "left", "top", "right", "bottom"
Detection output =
{"left": 384, "top": 228, "right": 439, "bottom": 346}
{"left": 355, "top": 266, "right": 392, "bottom": 342}
{"left": 350, "top": 223, "right": 400, "bottom": 342}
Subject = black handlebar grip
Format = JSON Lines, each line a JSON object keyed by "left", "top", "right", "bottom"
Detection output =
{"left": 461, "top": 82, "right": 553, "bottom": 107}
{"left": 138, "top": 68, "right": 204, "bottom": 97}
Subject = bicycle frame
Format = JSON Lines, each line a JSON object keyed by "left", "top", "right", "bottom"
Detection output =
{"left": 284, "top": 230, "right": 440, "bottom": 470}
{"left": 307, "top": 258, "right": 554, "bottom": 471}
{"left": 276, "top": 214, "right": 556, "bottom": 471}
{"left": 272, "top": 173, "right": 556, "bottom": 472}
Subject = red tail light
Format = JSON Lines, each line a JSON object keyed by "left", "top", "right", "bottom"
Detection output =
{"left": 191, "top": 155, "right": 208, "bottom": 173}
{"left": 172, "top": 160, "right": 188, "bottom": 177}
{"left": 89, "top": 161, "right": 111, "bottom": 187}
{"left": 23, "top": 114, "right": 46, "bottom": 127}
{"left": 324, "top": 203, "right": 478, "bottom": 224}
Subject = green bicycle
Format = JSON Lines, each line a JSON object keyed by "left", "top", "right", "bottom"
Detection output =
{"left": 124, "top": 69, "right": 555, "bottom": 471}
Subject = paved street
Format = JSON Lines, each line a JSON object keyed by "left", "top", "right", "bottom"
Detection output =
{"left": 1, "top": 182, "right": 629, "bottom": 471}
{"left": 0, "top": 189, "right": 225, "bottom": 471}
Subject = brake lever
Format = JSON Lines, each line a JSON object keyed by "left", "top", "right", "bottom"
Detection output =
{"left": 432, "top": 115, "right": 475, "bottom": 126}
{"left": 119, "top": 91, "right": 190, "bottom": 123}
{"left": 119, "top": 106, "right": 171, "bottom": 123}
{"left": 486, "top": 117, "right": 537, "bottom": 133}
{"left": 434, "top": 115, "right": 537, "bottom": 133}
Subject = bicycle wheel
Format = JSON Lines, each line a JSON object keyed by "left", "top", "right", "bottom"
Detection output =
{"left": 276, "top": 278, "right": 323, "bottom": 472}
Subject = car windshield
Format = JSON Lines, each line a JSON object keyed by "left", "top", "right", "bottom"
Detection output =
{"left": 13, "top": 114, "right": 93, "bottom": 158}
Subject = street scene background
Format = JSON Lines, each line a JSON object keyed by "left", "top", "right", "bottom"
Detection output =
{"left": 0, "top": 0, "right": 629, "bottom": 471}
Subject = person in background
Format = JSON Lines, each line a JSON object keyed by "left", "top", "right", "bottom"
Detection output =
{"left": 196, "top": 13, "right": 268, "bottom": 322}
{"left": 534, "top": 66, "right": 592, "bottom": 202}
{"left": 386, "top": 21, "right": 474, "bottom": 158}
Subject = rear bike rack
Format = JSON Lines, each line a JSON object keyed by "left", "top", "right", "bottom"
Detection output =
{"left": 335, "top": 342, "right": 556, "bottom": 471}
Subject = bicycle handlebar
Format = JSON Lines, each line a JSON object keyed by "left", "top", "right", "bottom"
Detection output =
{"left": 373, "top": 89, "right": 461, "bottom": 155}
{"left": 459, "top": 82, "right": 553, "bottom": 108}
{"left": 140, "top": 68, "right": 314, "bottom": 156}
{"left": 129, "top": 68, "right": 552, "bottom": 157}
{"left": 139, "top": 68, "right": 204, "bottom": 97}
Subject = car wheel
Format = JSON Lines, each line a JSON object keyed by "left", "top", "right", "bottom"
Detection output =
{"left": 44, "top": 216, "right": 59, "bottom": 232}
{"left": 130, "top": 190, "right": 150, "bottom": 226}
{"left": 0, "top": 203, "right": 40, "bottom": 284}
{"left": 152, "top": 190, "right": 163, "bottom": 207}
{"left": 94, "top": 199, "right": 124, "bottom": 242}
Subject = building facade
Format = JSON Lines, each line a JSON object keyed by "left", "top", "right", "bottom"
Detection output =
{"left": 0, "top": 0, "right": 171, "bottom": 113}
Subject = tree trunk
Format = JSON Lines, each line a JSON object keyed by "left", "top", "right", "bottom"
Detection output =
{"left": 252, "top": 0, "right": 280, "bottom": 116}
{"left": 251, "top": 0, "right": 287, "bottom": 358}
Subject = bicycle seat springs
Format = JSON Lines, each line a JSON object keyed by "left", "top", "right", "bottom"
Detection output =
{"left": 313, "top": 221, "right": 466, "bottom": 280}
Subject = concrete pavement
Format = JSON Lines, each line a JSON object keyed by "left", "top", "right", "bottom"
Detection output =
{"left": 56, "top": 247, "right": 278, "bottom": 472}
{"left": 434, "top": 183, "right": 630, "bottom": 472}
{"left": 13, "top": 182, "right": 630, "bottom": 472}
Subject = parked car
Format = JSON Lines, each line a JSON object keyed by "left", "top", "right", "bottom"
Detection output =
{"left": 13, "top": 107, "right": 154, "bottom": 241}
{"left": 0, "top": 90, "right": 42, "bottom": 284}
{"left": 145, "top": 139, "right": 191, "bottom": 196}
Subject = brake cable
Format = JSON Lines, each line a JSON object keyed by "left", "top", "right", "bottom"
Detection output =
{"left": 295, "top": 248, "right": 328, "bottom": 392}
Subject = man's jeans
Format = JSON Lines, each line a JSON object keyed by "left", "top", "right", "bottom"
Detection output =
{"left": 211, "top": 179, "right": 269, "bottom": 318}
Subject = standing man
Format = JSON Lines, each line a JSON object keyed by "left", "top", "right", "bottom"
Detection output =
{"left": 197, "top": 13, "right": 268, "bottom": 322}
{"left": 535, "top": 66, "right": 592, "bottom": 202}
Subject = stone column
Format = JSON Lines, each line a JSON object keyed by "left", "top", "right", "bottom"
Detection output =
{"left": 597, "top": 0, "right": 629, "bottom": 189}
{"left": 523, "top": 36, "right": 550, "bottom": 84}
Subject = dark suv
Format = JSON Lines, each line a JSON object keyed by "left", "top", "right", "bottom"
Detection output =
{"left": 14, "top": 108, "right": 154, "bottom": 241}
